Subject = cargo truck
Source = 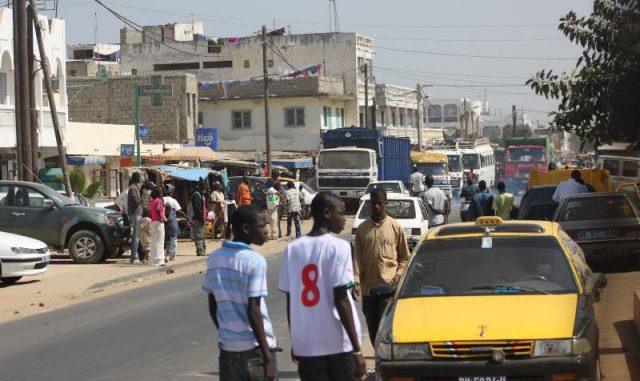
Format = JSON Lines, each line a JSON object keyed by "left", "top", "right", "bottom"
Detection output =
{"left": 316, "top": 127, "right": 411, "bottom": 202}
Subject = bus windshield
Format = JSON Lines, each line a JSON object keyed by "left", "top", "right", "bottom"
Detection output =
{"left": 447, "top": 155, "right": 461, "bottom": 172}
{"left": 416, "top": 163, "right": 448, "bottom": 176}
{"left": 507, "top": 147, "right": 546, "bottom": 163}
{"left": 462, "top": 154, "right": 479, "bottom": 170}
{"left": 318, "top": 151, "right": 371, "bottom": 170}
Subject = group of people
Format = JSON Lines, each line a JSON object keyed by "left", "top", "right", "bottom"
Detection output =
{"left": 203, "top": 188, "right": 410, "bottom": 381}
{"left": 126, "top": 172, "right": 190, "bottom": 266}
{"left": 235, "top": 172, "right": 305, "bottom": 241}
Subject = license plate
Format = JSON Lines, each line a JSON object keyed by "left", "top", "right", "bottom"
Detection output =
{"left": 340, "top": 192, "right": 347, "bottom": 196}
{"left": 578, "top": 229, "right": 613, "bottom": 239}
{"left": 458, "top": 377, "right": 507, "bottom": 381}
{"left": 42, "top": 254, "right": 50, "bottom": 263}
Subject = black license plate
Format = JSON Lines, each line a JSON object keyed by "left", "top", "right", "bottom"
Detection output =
{"left": 340, "top": 192, "right": 347, "bottom": 196}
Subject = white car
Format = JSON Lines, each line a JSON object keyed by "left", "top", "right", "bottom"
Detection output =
{"left": 359, "top": 181, "right": 410, "bottom": 204}
{"left": 0, "top": 231, "right": 50, "bottom": 285}
{"left": 352, "top": 194, "right": 429, "bottom": 250}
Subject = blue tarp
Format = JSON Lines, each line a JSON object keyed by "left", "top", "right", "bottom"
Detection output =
{"left": 269, "top": 159, "right": 314, "bottom": 169}
{"left": 158, "top": 166, "right": 210, "bottom": 182}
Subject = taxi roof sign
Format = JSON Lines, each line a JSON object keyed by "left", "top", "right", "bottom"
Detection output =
{"left": 475, "top": 216, "right": 504, "bottom": 226}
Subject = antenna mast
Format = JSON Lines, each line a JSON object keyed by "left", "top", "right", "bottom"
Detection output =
{"left": 329, "top": 0, "right": 339, "bottom": 33}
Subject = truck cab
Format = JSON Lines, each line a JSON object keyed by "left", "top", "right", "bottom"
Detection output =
{"left": 411, "top": 152, "right": 453, "bottom": 198}
{"left": 316, "top": 147, "right": 378, "bottom": 200}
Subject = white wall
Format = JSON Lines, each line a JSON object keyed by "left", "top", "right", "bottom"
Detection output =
{"left": 0, "top": 7, "right": 67, "bottom": 149}
{"left": 200, "top": 96, "right": 349, "bottom": 152}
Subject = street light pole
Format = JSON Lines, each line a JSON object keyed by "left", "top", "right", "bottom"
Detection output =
{"left": 135, "top": 84, "right": 141, "bottom": 166}
{"left": 262, "top": 25, "right": 272, "bottom": 177}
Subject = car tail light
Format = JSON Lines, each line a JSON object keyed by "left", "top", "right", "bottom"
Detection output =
{"left": 352, "top": 228, "right": 357, "bottom": 235}
{"left": 411, "top": 228, "right": 421, "bottom": 236}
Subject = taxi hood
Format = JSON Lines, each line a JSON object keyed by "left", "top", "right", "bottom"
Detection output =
{"left": 392, "top": 294, "right": 577, "bottom": 343}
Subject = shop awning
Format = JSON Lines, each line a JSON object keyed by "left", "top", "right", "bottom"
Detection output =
{"left": 158, "top": 166, "right": 212, "bottom": 182}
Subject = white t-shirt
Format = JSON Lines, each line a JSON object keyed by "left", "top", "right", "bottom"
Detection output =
{"left": 163, "top": 196, "right": 182, "bottom": 211}
{"left": 278, "top": 234, "right": 361, "bottom": 357}
{"left": 424, "top": 187, "right": 447, "bottom": 226}
{"left": 410, "top": 171, "right": 426, "bottom": 193}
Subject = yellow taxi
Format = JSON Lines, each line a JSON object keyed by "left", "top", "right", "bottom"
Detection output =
{"left": 374, "top": 217, "right": 600, "bottom": 381}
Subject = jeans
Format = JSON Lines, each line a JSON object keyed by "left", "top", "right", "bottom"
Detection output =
{"left": 362, "top": 295, "right": 388, "bottom": 346}
{"left": 286, "top": 211, "right": 301, "bottom": 238}
{"left": 192, "top": 220, "right": 206, "bottom": 256}
{"left": 165, "top": 236, "right": 177, "bottom": 259}
{"left": 128, "top": 213, "right": 141, "bottom": 262}
{"left": 219, "top": 347, "right": 278, "bottom": 381}
{"left": 297, "top": 352, "right": 355, "bottom": 381}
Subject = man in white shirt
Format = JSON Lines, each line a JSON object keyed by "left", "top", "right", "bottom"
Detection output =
{"left": 552, "top": 170, "right": 588, "bottom": 202}
{"left": 279, "top": 192, "right": 366, "bottom": 381}
{"left": 410, "top": 166, "right": 426, "bottom": 196}
{"left": 423, "top": 175, "right": 450, "bottom": 227}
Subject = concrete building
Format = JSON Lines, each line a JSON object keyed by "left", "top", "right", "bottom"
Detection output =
{"left": 199, "top": 76, "right": 350, "bottom": 151}
{"left": 119, "top": 23, "right": 375, "bottom": 131}
{"left": 0, "top": 7, "right": 67, "bottom": 180}
{"left": 374, "top": 84, "right": 420, "bottom": 143}
{"left": 67, "top": 73, "right": 197, "bottom": 143}
{"left": 425, "top": 98, "right": 484, "bottom": 139}
{"left": 67, "top": 43, "right": 121, "bottom": 78}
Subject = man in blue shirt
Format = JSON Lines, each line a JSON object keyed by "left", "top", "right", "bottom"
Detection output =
{"left": 202, "top": 205, "right": 276, "bottom": 381}
{"left": 469, "top": 180, "right": 495, "bottom": 220}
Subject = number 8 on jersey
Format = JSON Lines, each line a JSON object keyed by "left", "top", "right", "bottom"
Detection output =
{"left": 301, "top": 264, "right": 320, "bottom": 307}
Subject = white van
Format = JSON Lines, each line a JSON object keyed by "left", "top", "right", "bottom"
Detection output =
{"left": 596, "top": 155, "right": 640, "bottom": 185}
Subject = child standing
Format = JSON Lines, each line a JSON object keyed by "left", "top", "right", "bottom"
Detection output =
{"left": 137, "top": 209, "right": 152, "bottom": 264}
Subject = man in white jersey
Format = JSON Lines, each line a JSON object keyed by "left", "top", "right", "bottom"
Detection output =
{"left": 279, "top": 192, "right": 366, "bottom": 381}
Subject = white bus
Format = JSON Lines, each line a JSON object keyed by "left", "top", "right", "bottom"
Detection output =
{"left": 460, "top": 142, "right": 496, "bottom": 187}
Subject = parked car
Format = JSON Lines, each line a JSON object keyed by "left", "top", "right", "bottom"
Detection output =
{"left": 553, "top": 192, "right": 640, "bottom": 266}
{"left": 374, "top": 217, "right": 600, "bottom": 381}
{"left": 0, "top": 231, "right": 50, "bottom": 285}
{"left": 352, "top": 194, "right": 429, "bottom": 250}
{"left": 0, "top": 181, "right": 130, "bottom": 264}
{"left": 516, "top": 185, "right": 559, "bottom": 221}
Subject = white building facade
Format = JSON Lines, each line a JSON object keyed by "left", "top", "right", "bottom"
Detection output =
{"left": 374, "top": 84, "right": 420, "bottom": 144}
{"left": 0, "top": 7, "right": 68, "bottom": 179}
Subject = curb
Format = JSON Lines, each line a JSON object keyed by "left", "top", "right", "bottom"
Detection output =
{"left": 85, "top": 257, "right": 208, "bottom": 292}
{"left": 84, "top": 242, "right": 289, "bottom": 292}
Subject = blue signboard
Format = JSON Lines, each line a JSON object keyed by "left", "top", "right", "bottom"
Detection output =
{"left": 120, "top": 144, "right": 135, "bottom": 157}
{"left": 139, "top": 124, "right": 150, "bottom": 140}
{"left": 195, "top": 128, "right": 218, "bottom": 150}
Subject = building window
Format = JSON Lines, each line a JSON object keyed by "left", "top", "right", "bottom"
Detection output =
{"left": 443, "top": 104, "right": 459, "bottom": 123}
{"left": 285, "top": 107, "right": 305, "bottom": 127}
{"left": 340, "top": 108, "right": 345, "bottom": 127}
{"left": 323, "top": 106, "right": 331, "bottom": 128}
{"left": 0, "top": 73, "right": 7, "bottom": 105}
{"left": 400, "top": 111, "right": 404, "bottom": 126}
{"left": 197, "top": 111, "right": 204, "bottom": 126}
{"left": 244, "top": 60, "right": 250, "bottom": 68}
{"left": 268, "top": 59, "right": 274, "bottom": 68}
{"left": 154, "top": 62, "right": 200, "bottom": 71}
{"left": 131, "top": 68, "right": 138, "bottom": 75}
{"left": 208, "top": 39, "right": 222, "bottom": 53}
{"left": 232, "top": 110, "right": 251, "bottom": 129}
{"left": 203, "top": 60, "right": 233, "bottom": 69}
{"left": 428, "top": 104, "right": 442, "bottom": 123}
{"left": 380, "top": 111, "right": 385, "bottom": 126}
{"left": 391, "top": 111, "right": 396, "bottom": 126}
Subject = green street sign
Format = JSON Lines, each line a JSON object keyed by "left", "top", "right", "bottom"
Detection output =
{"left": 139, "top": 75, "right": 173, "bottom": 106}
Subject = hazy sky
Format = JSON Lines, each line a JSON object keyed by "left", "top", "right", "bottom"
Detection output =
{"left": 53, "top": 0, "right": 594, "bottom": 125}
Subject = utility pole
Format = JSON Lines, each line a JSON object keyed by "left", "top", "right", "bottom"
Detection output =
{"left": 262, "top": 25, "right": 272, "bottom": 177}
{"left": 363, "top": 62, "right": 368, "bottom": 128}
{"left": 16, "top": 0, "right": 33, "bottom": 181}
{"left": 27, "top": 4, "right": 38, "bottom": 178}
{"left": 462, "top": 98, "right": 468, "bottom": 139}
{"left": 416, "top": 83, "right": 423, "bottom": 151}
{"left": 12, "top": 1, "right": 23, "bottom": 180}
{"left": 512, "top": 105, "right": 517, "bottom": 137}
{"left": 30, "top": 0, "right": 72, "bottom": 196}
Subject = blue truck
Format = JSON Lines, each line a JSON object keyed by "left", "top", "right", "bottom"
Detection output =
{"left": 316, "top": 127, "right": 411, "bottom": 201}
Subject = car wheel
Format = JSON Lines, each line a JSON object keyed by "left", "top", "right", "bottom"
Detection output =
{"left": 68, "top": 230, "right": 105, "bottom": 264}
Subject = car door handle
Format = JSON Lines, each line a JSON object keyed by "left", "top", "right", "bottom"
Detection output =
{"left": 11, "top": 212, "right": 26, "bottom": 217}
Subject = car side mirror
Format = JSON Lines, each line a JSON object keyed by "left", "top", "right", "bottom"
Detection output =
{"left": 369, "top": 284, "right": 396, "bottom": 298}
{"left": 43, "top": 199, "right": 55, "bottom": 210}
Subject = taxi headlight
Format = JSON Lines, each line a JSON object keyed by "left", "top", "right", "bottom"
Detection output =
{"left": 533, "top": 338, "right": 592, "bottom": 357}
{"left": 376, "top": 341, "right": 392, "bottom": 360}
{"left": 393, "top": 344, "right": 431, "bottom": 360}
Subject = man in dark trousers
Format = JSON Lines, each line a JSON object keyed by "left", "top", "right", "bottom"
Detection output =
{"left": 127, "top": 172, "right": 143, "bottom": 264}
{"left": 469, "top": 180, "right": 494, "bottom": 220}
{"left": 190, "top": 180, "right": 207, "bottom": 256}
{"left": 459, "top": 179, "right": 478, "bottom": 222}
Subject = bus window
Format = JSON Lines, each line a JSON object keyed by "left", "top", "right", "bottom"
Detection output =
{"left": 623, "top": 161, "right": 638, "bottom": 178}
{"left": 602, "top": 159, "right": 620, "bottom": 176}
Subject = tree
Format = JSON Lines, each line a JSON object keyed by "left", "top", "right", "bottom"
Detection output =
{"left": 69, "top": 168, "right": 103, "bottom": 199}
{"left": 526, "top": 0, "right": 640, "bottom": 148}
{"left": 501, "top": 124, "right": 532, "bottom": 141}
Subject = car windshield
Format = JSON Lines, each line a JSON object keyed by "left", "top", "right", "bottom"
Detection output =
{"left": 319, "top": 151, "right": 370, "bottom": 170}
{"left": 462, "top": 154, "right": 479, "bottom": 170}
{"left": 366, "top": 182, "right": 402, "bottom": 194}
{"left": 50, "top": 190, "right": 76, "bottom": 205}
{"left": 399, "top": 237, "right": 578, "bottom": 296}
{"left": 447, "top": 155, "right": 461, "bottom": 172}
{"left": 507, "top": 148, "right": 546, "bottom": 162}
{"left": 415, "top": 163, "right": 448, "bottom": 176}
{"left": 559, "top": 196, "right": 636, "bottom": 221}
{"left": 358, "top": 200, "right": 416, "bottom": 219}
